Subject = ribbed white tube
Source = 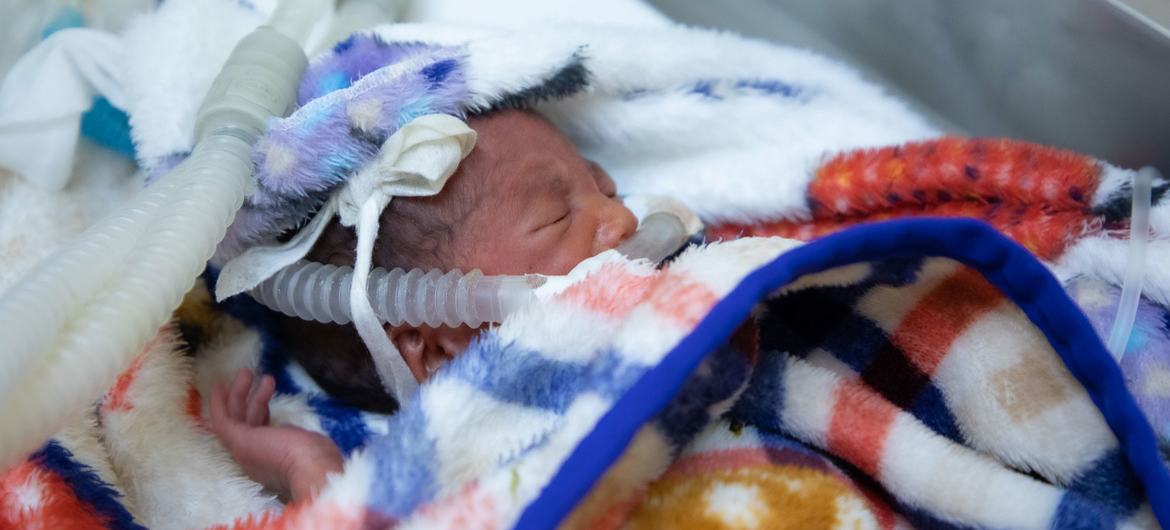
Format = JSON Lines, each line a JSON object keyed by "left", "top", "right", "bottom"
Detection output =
{"left": 0, "top": 170, "right": 181, "bottom": 397}
{"left": 268, "top": 0, "right": 333, "bottom": 47}
{"left": 318, "top": 0, "right": 401, "bottom": 54}
{"left": 0, "top": 135, "right": 254, "bottom": 470}
{"left": 0, "top": 1, "right": 314, "bottom": 471}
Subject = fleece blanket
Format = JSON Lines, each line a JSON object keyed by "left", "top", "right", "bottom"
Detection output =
{"left": 5, "top": 228, "right": 1169, "bottom": 530}
{"left": 4, "top": 3, "right": 1170, "bottom": 529}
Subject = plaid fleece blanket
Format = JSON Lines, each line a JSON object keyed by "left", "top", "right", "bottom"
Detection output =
{"left": 3, "top": 9, "right": 1170, "bottom": 530}
{"left": 5, "top": 224, "right": 1167, "bottom": 530}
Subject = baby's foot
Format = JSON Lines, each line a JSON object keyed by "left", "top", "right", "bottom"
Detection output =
{"left": 208, "top": 369, "right": 343, "bottom": 502}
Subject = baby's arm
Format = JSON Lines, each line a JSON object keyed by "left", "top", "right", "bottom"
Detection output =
{"left": 208, "top": 369, "right": 344, "bottom": 503}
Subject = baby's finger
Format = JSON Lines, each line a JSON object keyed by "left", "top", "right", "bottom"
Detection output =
{"left": 227, "top": 369, "right": 254, "bottom": 420}
{"left": 245, "top": 375, "right": 276, "bottom": 426}
{"left": 207, "top": 382, "right": 251, "bottom": 455}
{"left": 208, "top": 382, "right": 230, "bottom": 430}
{"left": 209, "top": 408, "right": 247, "bottom": 451}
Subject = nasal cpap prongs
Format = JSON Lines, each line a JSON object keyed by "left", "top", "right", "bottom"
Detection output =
{"left": 247, "top": 196, "right": 699, "bottom": 328}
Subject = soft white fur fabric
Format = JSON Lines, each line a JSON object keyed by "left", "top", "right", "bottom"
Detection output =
{"left": 367, "top": 22, "right": 940, "bottom": 225}
{"left": 102, "top": 0, "right": 1170, "bottom": 308}
{"left": 119, "top": 0, "right": 271, "bottom": 165}
{"left": 1059, "top": 164, "right": 1170, "bottom": 306}
{"left": 99, "top": 331, "right": 279, "bottom": 530}
{"left": 0, "top": 141, "right": 138, "bottom": 296}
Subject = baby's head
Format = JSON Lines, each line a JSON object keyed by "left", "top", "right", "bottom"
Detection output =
{"left": 275, "top": 110, "right": 637, "bottom": 409}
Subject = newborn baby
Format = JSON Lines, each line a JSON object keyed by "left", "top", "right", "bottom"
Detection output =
{"left": 208, "top": 109, "right": 638, "bottom": 502}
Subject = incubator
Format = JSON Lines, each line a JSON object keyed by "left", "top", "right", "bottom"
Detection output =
{"left": 650, "top": 0, "right": 1170, "bottom": 175}
{"left": 0, "top": 1, "right": 1167, "bottom": 524}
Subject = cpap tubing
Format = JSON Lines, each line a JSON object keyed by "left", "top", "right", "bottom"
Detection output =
{"left": 0, "top": 0, "right": 324, "bottom": 471}
{"left": 250, "top": 211, "right": 692, "bottom": 327}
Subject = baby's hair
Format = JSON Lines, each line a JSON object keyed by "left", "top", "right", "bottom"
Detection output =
{"left": 272, "top": 168, "right": 482, "bottom": 412}
{"left": 270, "top": 109, "right": 555, "bottom": 412}
{"left": 313, "top": 176, "right": 483, "bottom": 270}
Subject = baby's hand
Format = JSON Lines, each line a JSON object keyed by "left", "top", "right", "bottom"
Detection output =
{"left": 208, "top": 369, "right": 343, "bottom": 503}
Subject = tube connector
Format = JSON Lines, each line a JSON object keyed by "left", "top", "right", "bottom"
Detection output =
{"left": 616, "top": 211, "right": 689, "bottom": 264}
{"left": 194, "top": 26, "right": 308, "bottom": 144}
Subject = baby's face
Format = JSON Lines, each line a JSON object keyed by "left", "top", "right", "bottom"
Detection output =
{"left": 286, "top": 110, "right": 639, "bottom": 393}
{"left": 450, "top": 111, "right": 638, "bottom": 276}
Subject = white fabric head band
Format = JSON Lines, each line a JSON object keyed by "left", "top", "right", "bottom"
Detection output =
{"left": 217, "top": 114, "right": 477, "bottom": 404}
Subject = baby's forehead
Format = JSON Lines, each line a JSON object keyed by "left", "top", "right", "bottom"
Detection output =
{"left": 469, "top": 111, "right": 576, "bottom": 159}
{"left": 462, "top": 110, "right": 582, "bottom": 191}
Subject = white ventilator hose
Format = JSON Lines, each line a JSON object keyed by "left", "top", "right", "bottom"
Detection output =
{"left": 319, "top": 0, "right": 402, "bottom": 54}
{"left": 0, "top": 0, "right": 322, "bottom": 471}
{"left": 247, "top": 206, "right": 696, "bottom": 328}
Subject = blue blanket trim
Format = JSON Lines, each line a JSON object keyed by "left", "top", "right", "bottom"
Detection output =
{"left": 516, "top": 217, "right": 1170, "bottom": 529}
{"left": 33, "top": 441, "right": 148, "bottom": 530}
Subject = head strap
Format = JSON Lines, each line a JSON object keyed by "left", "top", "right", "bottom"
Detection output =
{"left": 217, "top": 113, "right": 476, "bottom": 403}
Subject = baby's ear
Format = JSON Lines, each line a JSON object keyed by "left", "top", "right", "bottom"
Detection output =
{"left": 389, "top": 325, "right": 473, "bottom": 382}
{"left": 389, "top": 327, "right": 428, "bottom": 382}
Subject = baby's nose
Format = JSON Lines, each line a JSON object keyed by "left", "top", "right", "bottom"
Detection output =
{"left": 593, "top": 199, "right": 638, "bottom": 254}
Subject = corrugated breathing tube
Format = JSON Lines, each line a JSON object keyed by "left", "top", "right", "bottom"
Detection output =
{"left": 0, "top": 0, "right": 326, "bottom": 471}
{"left": 248, "top": 209, "right": 694, "bottom": 328}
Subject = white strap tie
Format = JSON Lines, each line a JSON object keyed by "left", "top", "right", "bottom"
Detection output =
{"left": 217, "top": 114, "right": 476, "bottom": 403}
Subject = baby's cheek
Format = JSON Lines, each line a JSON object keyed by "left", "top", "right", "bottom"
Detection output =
{"left": 459, "top": 225, "right": 591, "bottom": 276}
{"left": 544, "top": 239, "right": 598, "bottom": 276}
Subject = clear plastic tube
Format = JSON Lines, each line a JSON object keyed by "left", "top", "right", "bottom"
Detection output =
{"left": 248, "top": 206, "right": 693, "bottom": 327}
{"left": 1106, "top": 166, "right": 1157, "bottom": 360}
{"left": 250, "top": 260, "right": 546, "bottom": 328}
{"left": 0, "top": 1, "right": 315, "bottom": 471}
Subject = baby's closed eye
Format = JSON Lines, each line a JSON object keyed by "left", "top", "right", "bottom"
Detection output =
{"left": 547, "top": 210, "right": 571, "bottom": 226}
{"left": 531, "top": 200, "right": 573, "bottom": 233}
